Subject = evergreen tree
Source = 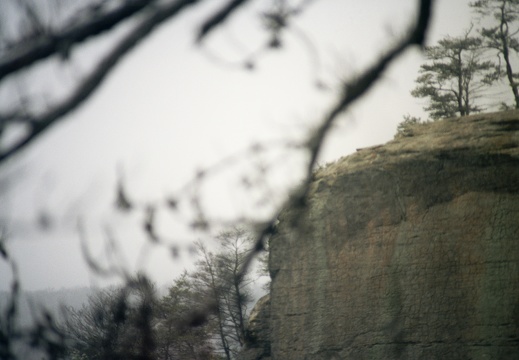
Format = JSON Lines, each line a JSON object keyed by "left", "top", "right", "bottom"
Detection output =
{"left": 471, "top": 0, "right": 519, "bottom": 108}
{"left": 411, "top": 28, "right": 497, "bottom": 119}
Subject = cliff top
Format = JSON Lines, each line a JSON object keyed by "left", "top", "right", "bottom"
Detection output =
{"left": 315, "top": 110, "right": 519, "bottom": 182}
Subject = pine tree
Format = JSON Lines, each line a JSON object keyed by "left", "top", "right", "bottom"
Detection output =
{"left": 471, "top": 0, "right": 519, "bottom": 108}
{"left": 411, "top": 28, "right": 497, "bottom": 119}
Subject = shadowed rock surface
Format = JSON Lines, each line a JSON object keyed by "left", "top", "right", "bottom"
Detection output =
{"left": 238, "top": 294, "right": 271, "bottom": 360}
{"left": 268, "top": 111, "right": 519, "bottom": 359}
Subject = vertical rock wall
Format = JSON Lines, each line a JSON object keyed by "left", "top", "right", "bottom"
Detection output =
{"left": 269, "top": 111, "right": 519, "bottom": 359}
{"left": 239, "top": 294, "right": 271, "bottom": 360}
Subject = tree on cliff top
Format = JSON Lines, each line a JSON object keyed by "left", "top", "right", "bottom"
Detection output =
{"left": 411, "top": 27, "right": 497, "bottom": 119}
{"left": 471, "top": 0, "right": 519, "bottom": 108}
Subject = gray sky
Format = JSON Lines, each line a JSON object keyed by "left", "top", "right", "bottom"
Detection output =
{"left": 0, "top": 0, "right": 477, "bottom": 291}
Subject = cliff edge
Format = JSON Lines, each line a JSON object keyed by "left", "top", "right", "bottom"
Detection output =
{"left": 268, "top": 110, "right": 519, "bottom": 359}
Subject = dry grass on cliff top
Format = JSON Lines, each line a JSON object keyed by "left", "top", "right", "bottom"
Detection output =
{"left": 314, "top": 109, "right": 519, "bottom": 182}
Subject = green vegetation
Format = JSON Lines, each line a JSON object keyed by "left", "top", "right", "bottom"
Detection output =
{"left": 395, "top": 114, "right": 423, "bottom": 137}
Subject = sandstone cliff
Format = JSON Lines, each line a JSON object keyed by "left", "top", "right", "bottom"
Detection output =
{"left": 267, "top": 110, "right": 519, "bottom": 359}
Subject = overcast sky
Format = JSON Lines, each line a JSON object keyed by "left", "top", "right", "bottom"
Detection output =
{"left": 0, "top": 0, "right": 475, "bottom": 291}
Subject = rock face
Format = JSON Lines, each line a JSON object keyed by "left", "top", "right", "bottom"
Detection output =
{"left": 269, "top": 111, "right": 519, "bottom": 359}
{"left": 238, "top": 294, "right": 271, "bottom": 360}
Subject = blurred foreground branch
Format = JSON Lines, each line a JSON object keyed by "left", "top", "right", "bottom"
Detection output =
{"left": 0, "top": 0, "right": 254, "bottom": 165}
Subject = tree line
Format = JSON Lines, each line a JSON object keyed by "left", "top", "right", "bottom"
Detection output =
{"left": 410, "top": 0, "right": 519, "bottom": 120}
{"left": 0, "top": 227, "right": 266, "bottom": 359}
{"left": 61, "top": 227, "right": 265, "bottom": 360}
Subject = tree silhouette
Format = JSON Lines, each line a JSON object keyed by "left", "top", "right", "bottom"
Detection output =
{"left": 63, "top": 274, "right": 157, "bottom": 360}
{"left": 471, "top": 0, "right": 519, "bottom": 108}
{"left": 191, "top": 229, "right": 255, "bottom": 358}
{"left": 155, "top": 273, "right": 216, "bottom": 359}
{"left": 411, "top": 27, "right": 496, "bottom": 119}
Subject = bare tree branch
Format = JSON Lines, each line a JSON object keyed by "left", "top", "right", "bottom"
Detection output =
{"left": 197, "top": 0, "right": 251, "bottom": 42}
{"left": 0, "top": 0, "right": 321, "bottom": 166}
{"left": 0, "top": 0, "right": 155, "bottom": 81}
{"left": 305, "top": 0, "right": 432, "bottom": 180}
{"left": 0, "top": 0, "right": 201, "bottom": 164}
